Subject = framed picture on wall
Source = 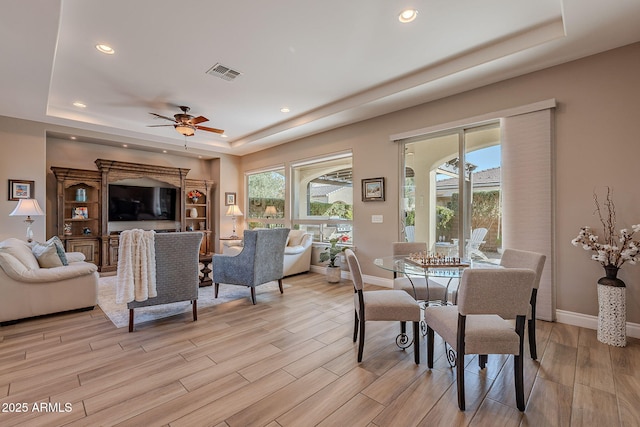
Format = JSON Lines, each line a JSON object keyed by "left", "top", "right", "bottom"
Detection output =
{"left": 8, "top": 179, "right": 34, "bottom": 201}
{"left": 362, "top": 177, "right": 385, "bottom": 202}
{"left": 225, "top": 192, "right": 236, "bottom": 206}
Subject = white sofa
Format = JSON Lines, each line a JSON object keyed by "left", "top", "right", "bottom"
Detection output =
{"left": 222, "top": 229, "right": 313, "bottom": 277}
{"left": 0, "top": 238, "right": 99, "bottom": 324}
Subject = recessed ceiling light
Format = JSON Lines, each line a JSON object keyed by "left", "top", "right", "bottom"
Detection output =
{"left": 95, "top": 44, "right": 115, "bottom": 55}
{"left": 280, "top": 107, "right": 290, "bottom": 113}
{"left": 221, "top": 134, "right": 228, "bottom": 138}
{"left": 398, "top": 9, "right": 418, "bottom": 23}
{"left": 73, "top": 101, "right": 87, "bottom": 108}
{"left": 70, "top": 136, "right": 77, "bottom": 140}
{"left": 198, "top": 155, "right": 203, "bottom": 159}
{"left": 162, "top": 150, "right": 167, "bottom": 153}
{"left": 122, "top": 144, "right": 128, "bottom": 148}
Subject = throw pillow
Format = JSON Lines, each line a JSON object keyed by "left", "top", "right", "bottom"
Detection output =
{"left": 49, "top": 236, "right": 69, "bottom": 266}
{"left": 287, "top": 230, "right": 306, "bottom": 247}
{"left": 31, "top": 237, "right": 69, "bottom": 268}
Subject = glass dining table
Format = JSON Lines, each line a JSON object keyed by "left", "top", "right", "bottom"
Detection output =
{"left": 374, "top": 255, "right": 476, "bottom": 305}
{"left": 374, "top": 255, "right": 500, "bottom": 364}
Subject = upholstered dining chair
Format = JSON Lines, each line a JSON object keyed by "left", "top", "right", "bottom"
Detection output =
{"left": 424, "top": 268, "right": 536, "bottom": 411}
{"left": 392, "top": 242, "right": 447, "bottom": 302}
{"left": 344, "top": 249, "right": 422, "bottom": 364}
{"left": 499, "top": 248, "right": 546, "bottom": 359}
{"left": 213, "top": 228, "right": 289, "bottom": 304}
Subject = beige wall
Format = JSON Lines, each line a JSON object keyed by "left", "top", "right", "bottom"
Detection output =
{"left": 241, "top": 42, "right": 640, "bottom": 323}
{"left": 1, "top": 42, "right": 638, "bottom": 322}
{"left": 0, "top": 117, "right": 47, "bottom": 242}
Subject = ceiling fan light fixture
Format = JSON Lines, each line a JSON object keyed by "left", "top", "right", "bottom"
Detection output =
{"left": 175, "top": 123, "right": 196, "bottom": 136}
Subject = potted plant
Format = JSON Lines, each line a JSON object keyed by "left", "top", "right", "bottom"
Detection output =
{"left": 571, "top": 187, "right": 639, "bottom": 347}
{"left": 320, "top": 235, "right": 349, "bottom": 283}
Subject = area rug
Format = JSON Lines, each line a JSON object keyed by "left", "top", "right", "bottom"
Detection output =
{"left": 98, "top": 276, "right": 285, "bottom": 328}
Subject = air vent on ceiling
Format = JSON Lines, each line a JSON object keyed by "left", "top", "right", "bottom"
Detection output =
{"left": 206, "top": 63, "right": 242, "bottom": 81}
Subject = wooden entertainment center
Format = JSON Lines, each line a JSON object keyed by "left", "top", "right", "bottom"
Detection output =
{"left": 51, "top": 159, "right": 214, "bottom": 272}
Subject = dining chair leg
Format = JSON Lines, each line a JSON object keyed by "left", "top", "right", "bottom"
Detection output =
{"left": 529, "top": 289, "right": 538, "bottom": 360}
{"left": 413, "top": 321, "right": 420, "bottom": 364}
{"left": 353, "top": 311, "right": 359, "bottom": 342}
{"left": 457, "top": 314, "right": 467, "bottom": 411}
{"left": 400, "top": 320, "right": 407, "bottom": 335}
{"left": 426, "top": 326, "right": 434, "bottom": 368}
{"left": 515, "top": 315, "right": 526, "bottom": 411}
{"left": 357, "top": 316, "right": 366, "bottom": 362}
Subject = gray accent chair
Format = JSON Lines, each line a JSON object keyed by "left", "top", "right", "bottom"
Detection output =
{"left": 126, "top": 232, "right": 203, "bottom": 332}
{"left": 345, "top": 249, "right": 422, "bottom": 364}
{"left": 499, "top": 248, "right": 546, "bottom": 359}
{"left": 424, "top": 268, "right": 536, "bottom": 411}
{"left": 213, "top": 228, "right": 289, "bottom": 305}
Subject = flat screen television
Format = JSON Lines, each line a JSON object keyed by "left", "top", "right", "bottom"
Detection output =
{"left": 109, "top": 184, "right": 177, "bottom": 221}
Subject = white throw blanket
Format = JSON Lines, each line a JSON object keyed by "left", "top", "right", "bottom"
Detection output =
{"left": 116, "top": 229, "right": 157, "bottom": 303}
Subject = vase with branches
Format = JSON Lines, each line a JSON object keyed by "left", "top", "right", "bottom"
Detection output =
{"left": 571, "top": 187, "right": 640, "bottom": 284}
{"left": 571, "top": 187, "right": 638, "bottom": 347}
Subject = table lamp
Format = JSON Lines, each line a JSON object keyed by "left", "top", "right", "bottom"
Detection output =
{"left": 225, "top": 204, "right": 243, "bottom": 239}
{"left": 10, "top": 198, "right": 44, "bottom": 242}
{"left": 264, "top": 205, "right": 277, "bottom": 218}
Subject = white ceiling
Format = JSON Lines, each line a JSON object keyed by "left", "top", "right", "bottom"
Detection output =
{"left": 2, "top": 0, "right": 640, "bottom": 157}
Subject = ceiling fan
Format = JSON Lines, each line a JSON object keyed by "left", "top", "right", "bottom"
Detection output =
{"left": 148, "top": 106, "right": 224, "bottom": 137}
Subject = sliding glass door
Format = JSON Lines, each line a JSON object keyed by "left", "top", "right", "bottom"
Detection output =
{"left": 402, "top": 122, "right": 501, "bottom": 261}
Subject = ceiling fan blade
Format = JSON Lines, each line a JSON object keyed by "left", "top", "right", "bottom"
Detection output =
{"left": 147, "top": 124, "right": 174, "bottom": 127}
{"left": 191, "top": 115, "right": 209, "bottom": 125}
{"left": 196, "top": 125, "right": 224, "bottom": 134}
{"left": 149, "top": 112, "right": 177, "bottom": 122}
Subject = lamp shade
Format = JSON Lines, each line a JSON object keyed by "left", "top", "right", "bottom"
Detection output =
{"left": 264, "top": 205, "right": 277, "bottom": 216}
{"left": 10, "top": 199, "right": 44, "bottom": 217}
{"left": 226, "top": 205, "right": 243, "bottom": 217}
{"left": 175, "top": 123, "right": 196, "bottom": 136}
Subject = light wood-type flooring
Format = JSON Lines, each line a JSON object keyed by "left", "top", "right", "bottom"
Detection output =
{"left": 0, "top": 272, "right": 638, "bottom": 426}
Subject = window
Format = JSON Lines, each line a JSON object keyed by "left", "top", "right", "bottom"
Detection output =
{"left": 291, "top": 153, "right": 353, "bottom": 243}
{"left": 246, "top": 167, "right": 285, "bottom": 229}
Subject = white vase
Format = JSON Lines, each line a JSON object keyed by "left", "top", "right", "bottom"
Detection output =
{"left": 190, "top": 207, "right": 198, "bottom": 218}
{"left": 326, "top": 266, "right": 341, "bottom": 283}
{"left": 597, "top": 283, "right": 626, "bottom": 347}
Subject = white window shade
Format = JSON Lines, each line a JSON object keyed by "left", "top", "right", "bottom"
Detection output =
{"left": 501, "top": 108, "right": 555, "bottom": 321}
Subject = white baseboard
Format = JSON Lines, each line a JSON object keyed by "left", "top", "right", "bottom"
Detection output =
{"left": 555, "top": 310, "right": 640, "bottom": 339}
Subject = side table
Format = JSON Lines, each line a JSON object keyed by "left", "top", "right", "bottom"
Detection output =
{"left": 199, "top": 253, "right": 213, "bottom": 287}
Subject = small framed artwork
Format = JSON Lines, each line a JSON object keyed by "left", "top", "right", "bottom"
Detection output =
{"left": 8, "top": 179, "right": 34, "bottom": 201}
{"left": 362, "top": 177, "right": 385, "bottom": 202}
{"left": 225, "top": 192, "right": 236, "bottom": 206}
{"left": 72, "top": 207, "right": 88, "bottom": 219}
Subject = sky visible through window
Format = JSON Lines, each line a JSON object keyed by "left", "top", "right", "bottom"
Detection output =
{"left": 467, "top": 145, "right": 500, "bottom": 172}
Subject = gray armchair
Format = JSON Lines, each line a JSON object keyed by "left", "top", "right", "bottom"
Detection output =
{"left": 213, "top": 228, "right": 289, "bottom": 304}
{"left": 126, "top": 231, "right": 203, "bottom": 332}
